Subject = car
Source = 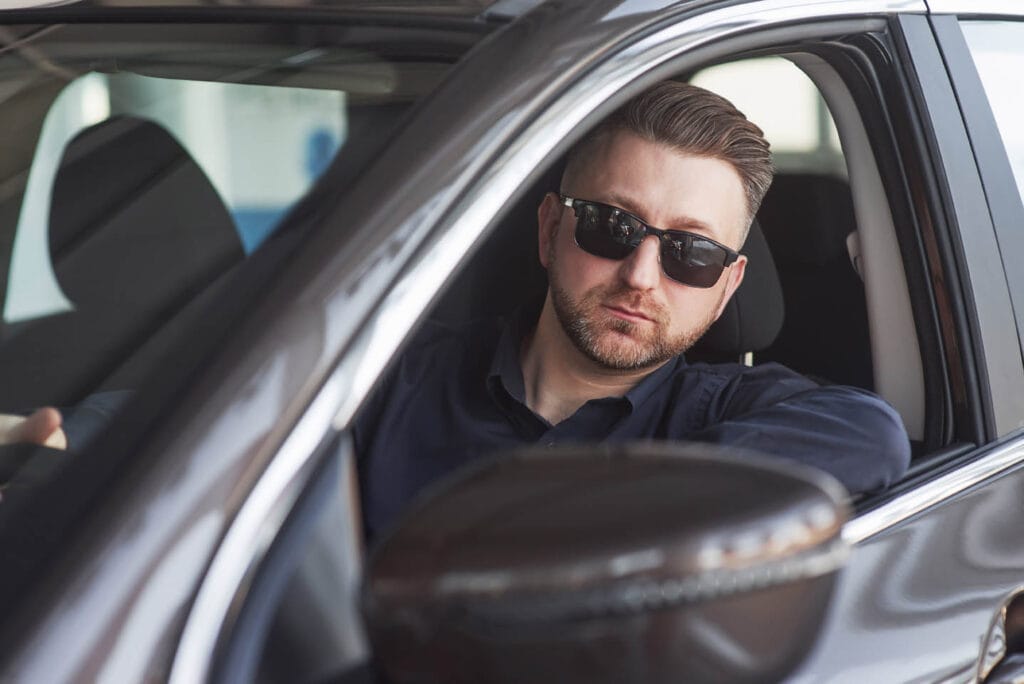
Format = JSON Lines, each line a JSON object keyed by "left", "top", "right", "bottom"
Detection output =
{"left": 0, "top": 0, "right": 1022, "bottom": 681}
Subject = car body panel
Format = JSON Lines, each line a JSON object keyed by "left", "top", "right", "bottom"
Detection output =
{"left": 797, "top": 435, "right": 1024, "bottom": 681}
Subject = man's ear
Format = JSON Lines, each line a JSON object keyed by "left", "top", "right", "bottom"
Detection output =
{"left": 714, "top": 255, "right": 747, "bottom": 320}
{"left": 537, "top": 192, "right": 562, "bottom": 269}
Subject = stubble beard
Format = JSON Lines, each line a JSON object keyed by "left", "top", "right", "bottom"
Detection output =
{"left": 549, "top": 274, "right": 724, "bottom": 372}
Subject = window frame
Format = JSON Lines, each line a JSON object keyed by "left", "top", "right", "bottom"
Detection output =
{"left": 933, "top": 14, "right": 1024, "bottom": 433}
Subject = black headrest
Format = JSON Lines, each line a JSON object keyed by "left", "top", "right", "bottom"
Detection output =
{"left": 757, "top": 174, "right": 855, "bottom": 265}
{"left": 689, "top": 218, "right": 784, "bottom": 358}
{"left": 0, "top": 116, "right": 243, "bottom": 410}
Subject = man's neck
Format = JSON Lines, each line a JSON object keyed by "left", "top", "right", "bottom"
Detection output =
{"left": 520, "top": 295, "right": 661, "bottom": 425}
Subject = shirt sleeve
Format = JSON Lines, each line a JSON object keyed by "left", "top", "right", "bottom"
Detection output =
{"left": 690, "top": 363, "right": 911, "bottom": 495}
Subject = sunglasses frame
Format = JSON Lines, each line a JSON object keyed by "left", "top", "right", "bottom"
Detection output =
{"left": 558, "top": 194, "right": 741, "bottom": 288}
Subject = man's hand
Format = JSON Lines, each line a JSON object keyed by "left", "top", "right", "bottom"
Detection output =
{"left": 0, "top": 408, "right": 68, "bottom": 450}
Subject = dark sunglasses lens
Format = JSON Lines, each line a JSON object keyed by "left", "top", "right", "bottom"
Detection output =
{"left": 573, "top": 202, "right": 642, "bottom": 259}
{"left": 661, "top": 235, "right": 726, "bottom": 288}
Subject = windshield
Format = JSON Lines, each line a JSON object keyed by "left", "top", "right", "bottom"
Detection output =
{"left": 0, "top": 21, "right": 461, "bottom": 399}
{"left": 0, "top": 19, "right": 467, "bottom": 492}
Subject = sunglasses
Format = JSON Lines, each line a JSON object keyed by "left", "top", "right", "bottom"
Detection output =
{"left": 559, "top": 194, "right": 740, "bottom": 289}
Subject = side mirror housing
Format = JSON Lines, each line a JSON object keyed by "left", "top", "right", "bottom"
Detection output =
{"left": 363, "top": 442, "right": 850, "bottom": 683}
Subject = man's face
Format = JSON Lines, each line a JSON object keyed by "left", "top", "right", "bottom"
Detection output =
{"left": 538, "top": 130, "right": 749, "bottom": 371}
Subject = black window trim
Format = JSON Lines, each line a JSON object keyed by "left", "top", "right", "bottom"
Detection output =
{"left": 931, "top": 15, "right": 1024, "bottom": 434}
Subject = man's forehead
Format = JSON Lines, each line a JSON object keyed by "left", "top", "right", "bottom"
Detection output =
{"left": 600, "top": 189, "right": 715, "bottom": 234}
{"left": 569, "top": 131, "right": 749, "bottom": 245}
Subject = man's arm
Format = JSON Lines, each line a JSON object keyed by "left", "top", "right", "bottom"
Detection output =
{"left": 0, "top": 391, "right": 136, "bottom": 453}
{"left": 693, "top": 363, "right": 911, "bottom": 495}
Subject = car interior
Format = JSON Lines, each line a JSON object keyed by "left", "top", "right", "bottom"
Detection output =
{"left": 426, "top": 53, "right": 929, "bottom": 461}
{"left": 0, "top": 25, "right": 456, "bottom": 649}
{"left": 0, "top": 116, "right": 245, "bottom": 414}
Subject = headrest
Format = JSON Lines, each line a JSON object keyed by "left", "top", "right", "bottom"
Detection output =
{"left": 0, "top": 116, "right": 243, "bottom": 410}
{"left": 49, "top": 117, "right": 243, "bottom": 304}
{"left": 689, "top": 218, "right": 784, "bottom": 358}
{"left": 757, "top": 174, "right": 855, "bottom": 265}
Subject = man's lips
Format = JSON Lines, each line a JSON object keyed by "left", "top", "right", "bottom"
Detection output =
{"left": 603, "top": 304, "right": 655, "bottom": 324}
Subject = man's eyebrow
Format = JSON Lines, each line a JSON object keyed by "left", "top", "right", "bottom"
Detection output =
{"left": 603, "top": 192, "right": 713, "bottom": 233}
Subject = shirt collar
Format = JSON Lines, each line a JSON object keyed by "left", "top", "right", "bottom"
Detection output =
{"left": 487, "top": 302, "right": 536, "bottom": 405}
{"left": 486, "top": 300, "right": 687, "bottom": 411}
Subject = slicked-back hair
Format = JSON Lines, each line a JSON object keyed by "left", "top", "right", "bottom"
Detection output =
{"left": 562, "top": 81, "right": 774, "bottom": 240}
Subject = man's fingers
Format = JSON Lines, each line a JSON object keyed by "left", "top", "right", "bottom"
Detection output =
{"left": 8, "top": 408, "right": 67, "bottom": 450}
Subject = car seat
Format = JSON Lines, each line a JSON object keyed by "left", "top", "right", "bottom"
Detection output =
{"left": 755, "top": 173, "right": 873, "bottom": 388}
{"left": 0, "top": 116, "right": 244, "bottom": 412}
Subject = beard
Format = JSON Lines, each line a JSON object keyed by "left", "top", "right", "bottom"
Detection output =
{"left": 548, "top": 272, "right": 723, "bottom": 372}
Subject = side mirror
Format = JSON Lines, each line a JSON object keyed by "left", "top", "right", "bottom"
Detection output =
{"left": 362, "top": 442, "right": 850, "bottom": 684}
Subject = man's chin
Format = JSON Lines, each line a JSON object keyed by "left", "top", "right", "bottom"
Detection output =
{"left": 584, "top": 332, "right": 670, "bottom": 371}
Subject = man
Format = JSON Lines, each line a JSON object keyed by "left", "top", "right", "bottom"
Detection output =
{"left": 355, "top": 81, "right": 911, "bottom": 542}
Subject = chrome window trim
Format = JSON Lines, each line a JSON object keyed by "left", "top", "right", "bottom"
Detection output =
{"left": 172, "top": 0, "right": 928, "bottom": 679}
{"left": 844, "top": 437, "right": 1024, "bottom": 545}
{"left": 927, "top": 0, "right": 1024, "bottom": 18}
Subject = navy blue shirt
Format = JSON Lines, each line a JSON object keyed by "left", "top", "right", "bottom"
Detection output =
{"left": 355, "top": 311, "right": 911, "bottom": 541}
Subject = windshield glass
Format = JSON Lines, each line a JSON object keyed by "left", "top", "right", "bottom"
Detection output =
{"left": 0, "top": 20, "right": 463, "bottom": 486}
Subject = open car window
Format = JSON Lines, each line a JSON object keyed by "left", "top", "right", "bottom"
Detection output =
{"left": 393, "top": 40, "right": 944, "bottom": 541}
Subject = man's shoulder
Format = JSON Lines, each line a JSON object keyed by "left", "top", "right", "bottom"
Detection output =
{"left": 677, "top": 359, "right": 841, "bottom": 417}
{"left": 681, "top": 358, "right": 898, "bottom": 424}
{"left": 414, "top": 315, "right": 504, "bottom": 350}
{"left": 396, "top": 316, "right": 505, "bottom": 376}
{"left": 355, "top": 316, "right": 506, "bottom": 440}
{"left": 677, "top": 358, "right": 815, "bottom": 390}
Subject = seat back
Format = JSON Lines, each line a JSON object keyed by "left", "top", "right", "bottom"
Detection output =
{"left": 0, "top": 116, "right": 244, "bottom": 411}
{"left": 755, "top": 173, "right": 873, "bottom": 388}
{"left": 687, "top": 217, "right": 783, "bottom": 362}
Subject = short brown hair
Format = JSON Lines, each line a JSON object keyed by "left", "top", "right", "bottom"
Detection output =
{"left": 563, "top": 81, "right": 774, "bottom": 237}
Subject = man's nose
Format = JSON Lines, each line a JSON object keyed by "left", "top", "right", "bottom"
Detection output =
{"left": 618, "top": 235, "right": 662, "bottom": 290}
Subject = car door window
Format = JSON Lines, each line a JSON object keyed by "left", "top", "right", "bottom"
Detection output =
{"left": 960, "top": 20, "right": 1024, "bottom": 207}
{"left": 340, "top": 13, "right": 984, "bottom": 684}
